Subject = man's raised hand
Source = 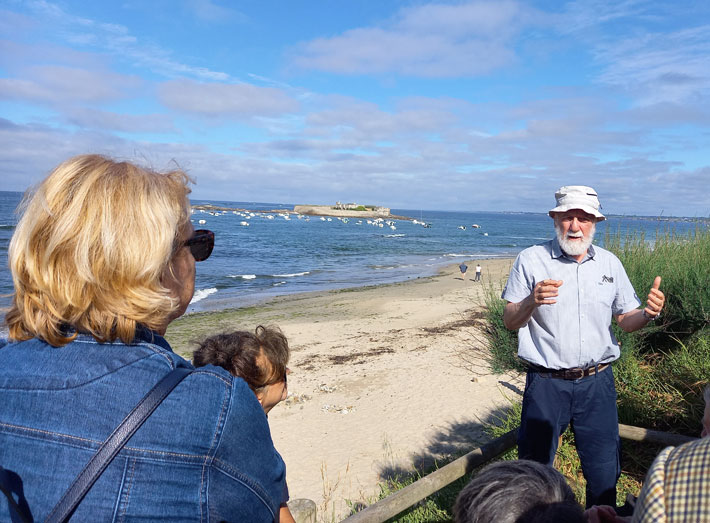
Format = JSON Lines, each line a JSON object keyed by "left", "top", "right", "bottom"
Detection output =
{"left": 645, "top": 276, "right": 665, "bottom": 319}
{"left": 533, "top": 279, "right": 563, "bottom": 306}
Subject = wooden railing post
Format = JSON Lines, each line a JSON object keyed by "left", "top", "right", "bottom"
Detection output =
{"left": 288, "top": 498, "right": 317, "bottom": 523}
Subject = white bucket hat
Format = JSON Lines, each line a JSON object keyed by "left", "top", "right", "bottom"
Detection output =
{"left": 548, "top": 185, "right": 605, "bottom": 221}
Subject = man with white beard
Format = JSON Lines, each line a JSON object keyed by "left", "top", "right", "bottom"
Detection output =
{"left": 501, "top": 186, "right": 665, "bottom": 510}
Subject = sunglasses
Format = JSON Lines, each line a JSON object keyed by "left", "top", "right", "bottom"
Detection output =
{"left": 184, "top": 229, "right": 214, "bottom": 262}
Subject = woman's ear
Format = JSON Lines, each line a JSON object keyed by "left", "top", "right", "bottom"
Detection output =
{"left": 254, "top": 388, "right": 266, "bottom": 406}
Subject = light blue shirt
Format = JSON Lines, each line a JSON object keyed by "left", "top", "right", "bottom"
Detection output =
{"left": 502, "top": 238, "right": 640, "bottom": 369}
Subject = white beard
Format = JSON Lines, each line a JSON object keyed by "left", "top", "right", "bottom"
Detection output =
{"left": 556, "top": 222, "right": 595, "bottom": 256}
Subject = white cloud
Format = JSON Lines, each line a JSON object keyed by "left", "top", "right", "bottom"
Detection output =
{"left": 289, "top": 1, "right": 541, "bottom": 77}
{"left": 595, "top": 24, "right": 710, "bottom": 106}
{"left": 19, "top": 0, "right": 231, "bottom": 82}
{"left": 559, "top": 0, "right": 649, "bottom": 33}
{"left": 0, "top": 65, "right": 140, "bottom": 104}
{"left": 158, "top": 79, "right": 299, "bottom": 119}
{"left": 0, "top": 112, "right": 708, "bottom": 216}
{"left": 63, "top": 108, "right": 175, "bottom": 133}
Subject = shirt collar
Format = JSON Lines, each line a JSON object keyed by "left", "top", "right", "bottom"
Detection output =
{"left": 550, "top": 237, "right": 596, "bottom": 262}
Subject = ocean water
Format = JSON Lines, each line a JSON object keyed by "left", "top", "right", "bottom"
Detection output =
{"left": 0, "top": 191, "right": 704, "bottom": 315}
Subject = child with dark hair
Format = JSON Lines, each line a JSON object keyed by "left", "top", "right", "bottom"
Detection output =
{"left": 193, "top": 325, "right": 295, "bottom": 523}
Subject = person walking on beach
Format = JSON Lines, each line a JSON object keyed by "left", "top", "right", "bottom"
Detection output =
{"left": 501, "top": 185, "right": 665, "bottom": 509}
{"left": 459, "top": 262, "right": 468, "bottom": 281}
{"left": 475, "top": 264, "right": 482, "bottom": 282}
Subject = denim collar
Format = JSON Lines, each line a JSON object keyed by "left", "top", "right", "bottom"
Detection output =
{"left": 550, "top": 237, "right": 596, "bottom": 262}
{"left": 133, "top": 324, "right": 173, "bottom": 352}
{"left": 59, "top": 323, "right": 173, "bottom": 352}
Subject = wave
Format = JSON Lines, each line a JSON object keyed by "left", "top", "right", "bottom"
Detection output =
{"left": 273, "top": 281, "right": 286, "bottom": 287}
{"left": 228, "top": 274, "right": 257, "bottom": 279}
{"left": 273, "top": 271, "right": 310, "bottom": 278}
{"left": 444, "top": 253, "right": 479, "bottom": 257}
{"left": 0, "top": 224, "right": 16, "bottom": 230}
{"left": 190, "top": 287, "right": 217, "bottom": 304}
{"left": 384, "top": 234, "right": 405, "bottom": 238}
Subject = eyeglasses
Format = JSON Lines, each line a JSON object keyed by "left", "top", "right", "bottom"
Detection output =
{"left": 184, "top": 229, "right": 214, "bottom": 262}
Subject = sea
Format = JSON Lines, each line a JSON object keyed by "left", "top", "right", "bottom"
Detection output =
{"left": 0, "top": 191, "right": 705, "bottom": 316}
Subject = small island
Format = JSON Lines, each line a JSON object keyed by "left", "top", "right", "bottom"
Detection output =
{"left": 191, "top": 201, "right": 412, "bottom": 220}
{"left": 294, "top": 202, "right": 411, "bottom": 220}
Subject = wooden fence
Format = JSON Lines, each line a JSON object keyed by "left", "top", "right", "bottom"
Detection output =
{"left": 340, "top": 424, "right": 698, "bottom": 523}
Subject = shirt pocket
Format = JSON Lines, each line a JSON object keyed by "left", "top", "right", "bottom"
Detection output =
{"left": 594, "top": 280, "right": 616, "bottom": 311}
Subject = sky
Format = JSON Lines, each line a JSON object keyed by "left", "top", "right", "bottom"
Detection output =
{"left": 1, "top": 0, "right": 709, "bottom": 216}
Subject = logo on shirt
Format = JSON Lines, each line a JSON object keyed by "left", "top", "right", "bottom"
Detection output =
{"left": 601, "top": 275, "right": 614, "bottom": 283}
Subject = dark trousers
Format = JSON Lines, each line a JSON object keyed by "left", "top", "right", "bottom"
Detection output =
{"left": 518, "top": 366, "right": 621, "bottom": 508}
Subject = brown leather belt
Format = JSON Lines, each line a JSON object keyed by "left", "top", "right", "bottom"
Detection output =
{"left": 530, "top": 362, "right": 610, "bottom": 380}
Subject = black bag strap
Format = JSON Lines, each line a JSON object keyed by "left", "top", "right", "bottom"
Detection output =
{"left": 44, "top": 366, "right": 193, "bottom": 523}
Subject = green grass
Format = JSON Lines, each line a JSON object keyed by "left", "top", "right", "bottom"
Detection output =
{"left": 165, "top": 305, "right": 272, "bottom": 358}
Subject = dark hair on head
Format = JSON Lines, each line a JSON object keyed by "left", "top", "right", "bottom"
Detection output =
{"left": 453, "top": 459, "right": 584, "bottom": 523}
{"left": 192, "top": 325, "right": 289, "bottom": 391}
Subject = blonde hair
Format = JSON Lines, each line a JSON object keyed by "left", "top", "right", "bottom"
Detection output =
{"left": 6, "top": 154, "right": 193, "bottom": 346}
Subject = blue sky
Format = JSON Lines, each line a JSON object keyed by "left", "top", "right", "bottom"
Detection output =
{"left": 1, "top": 0, "right": 709, "bottom": 216}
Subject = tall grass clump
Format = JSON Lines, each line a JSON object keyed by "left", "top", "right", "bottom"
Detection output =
{"left": 607, "top": 225, "right": 710, "bottom": 434}
{"left": 481, "top": 285, "right": 524, "bottom": 373}
{"left": 606, "top": 225, "right": 710, "bottom": 338}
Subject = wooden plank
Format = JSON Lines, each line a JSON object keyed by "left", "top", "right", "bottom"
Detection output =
{"left": 342, "top": 429, "right": 517, "bottom": 523}
{"left": 342, "top": 425, "right": 698, "bottom": 523}
{"left": 618, "top": 423, "right": 698, "bottom": 446}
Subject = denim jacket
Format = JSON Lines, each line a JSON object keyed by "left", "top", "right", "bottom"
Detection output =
{"left": 0, "top": 328, "right": 285, "bottom": 522}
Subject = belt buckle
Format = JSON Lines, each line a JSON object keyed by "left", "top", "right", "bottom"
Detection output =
{"left": 565, "top": 368, "right": 584, "bottom": 380}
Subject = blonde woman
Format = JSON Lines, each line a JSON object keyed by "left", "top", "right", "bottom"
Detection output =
{"left": 0, "top": 155, "right": 285, "bottom": 521}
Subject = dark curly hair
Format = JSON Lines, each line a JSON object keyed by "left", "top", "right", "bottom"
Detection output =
{"left": 192, "top": 325, "right": 289, "bottom": 391}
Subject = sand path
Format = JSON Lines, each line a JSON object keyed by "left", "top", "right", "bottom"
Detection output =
{"left": 256, "top": 260, "right": 523, "bottom": 520}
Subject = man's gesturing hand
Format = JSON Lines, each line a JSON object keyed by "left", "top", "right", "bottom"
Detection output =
{"left": 533, "top": 279, "right": 563, "bottom": 306}
{"left": 645, "top": 276, "right": 665, "bottom": 319}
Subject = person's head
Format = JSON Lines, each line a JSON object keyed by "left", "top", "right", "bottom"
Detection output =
{"left": 192, "top": 325, "right": 290, "bottom": 414}
{"left": 549, "top": 186, "right": 605, "bottom": 257}
{"left": 6, "top": 154, "right": 213, "bottom": 346}
{"left": 453, "top": 460, "right": 585, "bottom": 523}
{"left": 702, "top": 385, "right": 710, "bottom": 438}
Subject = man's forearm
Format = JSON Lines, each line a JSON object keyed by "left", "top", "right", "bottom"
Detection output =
{"left": 503, "top": 295, "right": 536, "bottom": 330}
{"left": 615, "top": 308, "right": 652, "bottom": 333}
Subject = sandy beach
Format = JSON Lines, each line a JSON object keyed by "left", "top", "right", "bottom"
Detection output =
{"left": 166, "top": 258, "right": 523, "bottom": 521}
